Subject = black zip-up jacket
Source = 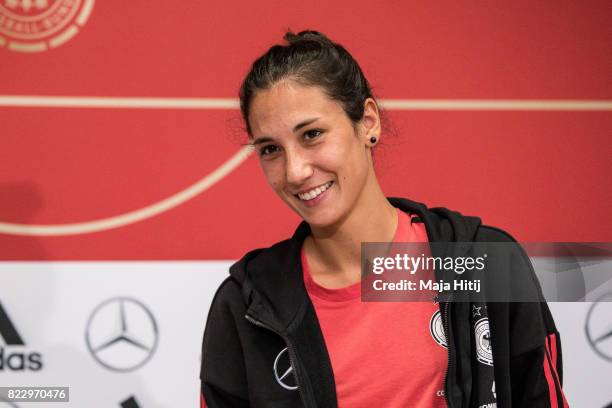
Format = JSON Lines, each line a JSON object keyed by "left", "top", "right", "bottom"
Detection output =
{"left": 200, "top": 197, "right": 567, "bottom": 407}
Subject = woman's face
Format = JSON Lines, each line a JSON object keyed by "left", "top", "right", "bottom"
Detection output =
{"left": 248, "top": 80, "right": 378, "bottom": 229}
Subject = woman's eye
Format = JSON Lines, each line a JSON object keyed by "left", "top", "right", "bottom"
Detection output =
{"left": 304, "top": 129, "right": 322, "bottom": 140}
{"left": 260, "top": 145, "right": 279, "bottom": 157}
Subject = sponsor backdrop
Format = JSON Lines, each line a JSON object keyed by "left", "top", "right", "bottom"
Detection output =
{"left": 0, "top": 1, "right": 610, "bottom": 407}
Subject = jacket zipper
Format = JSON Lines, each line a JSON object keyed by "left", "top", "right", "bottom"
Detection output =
{"left": 442, "top": 299, "right": 456, "bottom": 408}
{"left": 244, "top": 313, "right": 314, "bottom": 408}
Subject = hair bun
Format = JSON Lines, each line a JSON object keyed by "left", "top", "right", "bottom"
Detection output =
{"left": 283, "top": 30, "right": 330, "bottom": 45}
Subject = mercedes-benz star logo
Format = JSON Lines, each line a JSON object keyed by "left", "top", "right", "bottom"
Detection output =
{"left": 273, "top": 347, "right": 298, "bottom": 391}
{"left": 585, "top": 292, "right": 612, "bottom": 362}
{"left": 85, "top": 297, "right": 158, "bottom": 372}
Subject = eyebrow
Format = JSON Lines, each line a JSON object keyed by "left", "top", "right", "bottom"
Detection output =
{"left": 251, "top": 117, "right": 320, "bottom": 146}
{"left": 292, "top": 117, "right": 319, "bottom": 132}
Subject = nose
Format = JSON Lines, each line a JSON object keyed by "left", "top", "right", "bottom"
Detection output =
{"left": 285, "top": 148, "right": 313, "bottom": 187}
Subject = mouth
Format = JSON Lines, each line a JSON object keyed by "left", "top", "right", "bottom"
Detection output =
{"left": 294, "top": 181, "right": 334, "bottom": 202}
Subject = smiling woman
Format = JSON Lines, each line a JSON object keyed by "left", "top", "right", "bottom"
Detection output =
{"left": 247, "top": 81, "right": 384, "bottom": 233}
{"left": 199, "top": 30, "right": 568, "bottom": 408}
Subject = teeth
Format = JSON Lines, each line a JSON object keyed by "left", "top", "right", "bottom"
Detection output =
{"left": 298, "top": 181, "right": 332, "bottom": 201}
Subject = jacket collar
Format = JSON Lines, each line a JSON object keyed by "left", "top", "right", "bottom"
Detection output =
{"left": 229, "top": 196, "right": 481, "bottom": 332}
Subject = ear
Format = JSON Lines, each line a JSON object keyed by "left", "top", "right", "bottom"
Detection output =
{"left": 359, "top": 98, "right": 382, "bottom": 145}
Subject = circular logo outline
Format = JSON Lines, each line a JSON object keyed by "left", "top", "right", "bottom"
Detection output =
{"left": 475, "top": 317, "right": 493, "bottom": 366}
{"left": 430, "top": 310, "right": 448, "bottom": 348}
{"left": 273, "top": 347, "right": 298, "bottom": 391}
{"left": 0, "top": 0, "right": 95, "bottom": 52}
{"left": 85, "top": 296, "right": 159, "bottom": 373}
{"left": 585, "top": 292, "right": 612, "bottom": 362}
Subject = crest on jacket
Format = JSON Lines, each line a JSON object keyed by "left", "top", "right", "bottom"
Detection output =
{"left": 474, "top": 317, "right": 493, "bottom": 366}
{"left": 430, "top": 310, "right": 448, "bottom": 348}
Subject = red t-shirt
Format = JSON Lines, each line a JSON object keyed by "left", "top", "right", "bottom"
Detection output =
{"left": 302, "top": 209, "right": 448, "bottom": 407}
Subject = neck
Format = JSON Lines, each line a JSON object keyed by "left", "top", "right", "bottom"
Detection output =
{"left": 303, "top": 171, "right": 397, "bottom": 287}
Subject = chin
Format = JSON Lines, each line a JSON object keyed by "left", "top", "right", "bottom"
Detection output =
{"left": 301, "top": 208, "right": 344, "bottom": 230}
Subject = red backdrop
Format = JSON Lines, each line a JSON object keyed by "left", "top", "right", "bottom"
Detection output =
{"left": 1, "top": 1, "right": 610, "bottom": 259}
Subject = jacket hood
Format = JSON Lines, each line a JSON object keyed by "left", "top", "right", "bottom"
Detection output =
{"left": 228, "top": 197, "right": 481, "bottom": 333}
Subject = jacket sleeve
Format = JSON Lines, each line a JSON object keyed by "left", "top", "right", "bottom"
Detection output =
{"left": 540, "top": 302, "right": 568, "bottom": 408}
{"left": 200, "top": 277, "right": 250, "bottom": 408}
{"left": 479, "top": 226, "right": 569, "bottom": 407}
{"left": 508, "top": 238, "right": 569, "bottom": 408}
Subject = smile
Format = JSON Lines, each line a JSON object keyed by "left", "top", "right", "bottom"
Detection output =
{"left": 296, "top": 181, "right": 333, "bottom": 201}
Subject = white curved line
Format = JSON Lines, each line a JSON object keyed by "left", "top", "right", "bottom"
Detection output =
{"left": 0, "top": 95, "right": 611, "bottom": 110}
{"left": 0, "top": 146, "right": 254, "bottom": 236}
{"left": 380, "top": 99, "right": 612, "bottom": 111}
{"left": 0, "top": 95, "right": 239, "bottom": 109}
{"left": 76, "top": 0, "right": 95, "bottom": 26}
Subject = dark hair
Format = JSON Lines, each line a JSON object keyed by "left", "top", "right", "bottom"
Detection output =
{"left": 239, "top": 30, "right": 379, "bottom": 137}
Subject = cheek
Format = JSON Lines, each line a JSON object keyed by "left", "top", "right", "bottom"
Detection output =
{"left": 335, "top": 131, "right": 365, "bottom": 159}
{"left": 260, "top": 162, "right": 284, "bottom": 190}
{"left": 329, "top": 136, "right": 367, "bottom": 172}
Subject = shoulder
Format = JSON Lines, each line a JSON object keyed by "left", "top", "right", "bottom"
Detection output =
{"left": 228, "top": 221, "right": 309, "bottom": 284}
{"left": 213, "top": 276, "right": 244, "bottom": 301}
{"left": 211, "top": 230, "right": 304, "bottom": 311}
{"left": 206, "top": 276, "right": 246, "bottom": 323}
{"left": 474, "top": 224, "right": 532, "bottom": 271}
{"left": 474, "top": 225, "right": 546, "bottom": 304}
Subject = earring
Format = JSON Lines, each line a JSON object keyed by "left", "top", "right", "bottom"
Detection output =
{"left": 370, "top": 136, "right": 377, "bottom": 145}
